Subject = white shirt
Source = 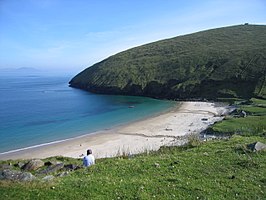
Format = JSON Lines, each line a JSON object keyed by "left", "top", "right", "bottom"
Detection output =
{"left": 83, "top": 154, "right": 95, "bottom": 167}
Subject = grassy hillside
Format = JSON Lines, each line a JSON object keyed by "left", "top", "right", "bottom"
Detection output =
{"left": 1, "top": 136, "right": 265, "bottom": 199}
{"left": 207, "top": 98, "right": 266, "bottom": 138}
{"left": 70, "top": 24, "right": 266, "bottom": 100}
{"left": 1, "top": 98, "right": 266, "bottom": 199}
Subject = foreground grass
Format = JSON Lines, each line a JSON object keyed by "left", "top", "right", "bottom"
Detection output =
{"left": 1, "top": 98, "right": 265, "bottom": 199}
{"left": 1, "top": 135, "right": 266, "bottom": 200}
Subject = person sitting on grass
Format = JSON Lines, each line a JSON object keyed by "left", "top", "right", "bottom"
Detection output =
{"left": 83, "top": 149, "right": 95, "bottom": 167}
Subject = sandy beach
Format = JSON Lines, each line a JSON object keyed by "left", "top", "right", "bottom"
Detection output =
{"left": 0, "top": 101, "right": 230, "bottom": 160}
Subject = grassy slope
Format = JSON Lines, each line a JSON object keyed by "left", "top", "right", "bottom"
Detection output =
{"left": 0, "top": 136, "right": 265, "bottom": 199}
{"left": 70, "top": 24, "right": 266, "bottom": 100}
{"left": 1, "top": 98, "right": 266, "bottom": 199}
{"left": 210, "top": 98, "right": 266, "bottom": 136}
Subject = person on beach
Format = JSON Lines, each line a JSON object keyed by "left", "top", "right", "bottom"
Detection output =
{"left": 83, "top": 149, "right": 95, "bottom": 167}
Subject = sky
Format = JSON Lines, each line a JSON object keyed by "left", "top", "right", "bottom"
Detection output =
{"left": 0, "top": 0, "right": 265, "bottom": 74}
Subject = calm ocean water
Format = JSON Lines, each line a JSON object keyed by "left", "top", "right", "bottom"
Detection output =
{"left": 0, "top": 73, "right": 175, "bottom": 153}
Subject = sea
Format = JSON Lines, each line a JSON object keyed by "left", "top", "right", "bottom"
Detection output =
{"left": 0, "top": 72, "right": 176, "bottom": 154}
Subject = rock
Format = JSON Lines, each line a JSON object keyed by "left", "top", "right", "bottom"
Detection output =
{"left": 154, "top": 163, "right": 160, "bottom": 168}
{"left": 44, "top": 161, "right": 62, "bottom": 166}
{"left": 64, "top": 164, "right": 79, "bottom": 171}
{"left": 0, "top": 169, "right": 35, "bottom": 181}
{"left": 0, "top": 170, "right": 19, "bottom": 180}
{"left": 170, "top": 161, "right": 179, "bottom": 165}
{"left": 165, "top": 128, "right": 173, "bottom": 131}
{"left": 57, "top": 171, "right": 69, "bottom": 177}
{"left": 14, "top": 162, "right": 25, "bottom": 169}
{"left": 38, "top": 163, "right": 64, "bottom": 174}
{"left": 19, "top": 172, "right": 36, "bottom": 181}
{"left": 229, "top": 175, "right": 236, "bottom": 179}
{"left": 241, "top": 110, "right": 247, "bottom": 117}
{"left": 75, "top": 166, "right": 82, "bottom": 170}
{"left": 42, "top": 175, "right": 54, "bottom": 181}
{"left": 0, "top": 164, "right": 12, "bottom": 170}
{"left": 0, "top": 170, "right": 4, "bottom": 180}
{"left": 22, "top": 159, "right": 44, "bottom": 171}
{"left": 44, "top": 161, "right": 53, "bottom": 166}
{"left": 247, "top": 142, "right": 266, "bottom": 152}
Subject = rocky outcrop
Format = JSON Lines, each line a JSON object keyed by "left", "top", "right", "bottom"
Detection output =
{"left": 42, "top": 175, "right": 55, "bottom": 182}
{"left": 38, "top": 162, "right": 64, "bottom": 175}
{"left": 22, "top": 159, "right": 44, "bottom": 171}
{"left": 0, "top": 163, "right": 12, "bottom": 170}
{"left": 247, "top": 142, "right": 266, "bottom": 152}
{"left": 0, "top": 159, "right": 83, "bottom": 182}
{"left": 64, "top": 164, "right": 80, "bottom": 171}
{"left": 0, "top": 170, "right": 36, "bottom": 182}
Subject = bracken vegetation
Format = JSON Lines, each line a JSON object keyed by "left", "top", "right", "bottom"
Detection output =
{"left": 70, "top": 24, "right": 266, "bottom": 100}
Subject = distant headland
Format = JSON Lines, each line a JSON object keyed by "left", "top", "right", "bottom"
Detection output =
{"left": 69, "top": 24, "right": 266, "bottom": 100}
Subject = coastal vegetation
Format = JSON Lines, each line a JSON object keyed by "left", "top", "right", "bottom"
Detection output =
{"left": 1, "top": 24, "right": 266, "bottom": 199}
{"left": 0, "top": 136, "right": 265, "bottom": 199}
{"left": 209, "top": 98, "right": 266, "bottom": 137}
{"left": 70, "top": 24, "right": 266, "bottom": 100}
{"left": 1, "top": 98, "right": 265, "bottom": 199}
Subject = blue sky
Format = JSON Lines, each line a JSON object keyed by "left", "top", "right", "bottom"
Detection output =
{"left": 0, "top": 0, "right": 265, "bottom": 74}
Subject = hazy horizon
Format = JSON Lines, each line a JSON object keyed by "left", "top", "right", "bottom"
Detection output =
{"left": 0, "top": 0, "right": 265, "bottom": 74}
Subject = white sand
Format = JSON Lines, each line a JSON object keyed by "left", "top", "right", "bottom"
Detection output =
{"left": 0, "top": 101, "right": 229, "bottom": 160}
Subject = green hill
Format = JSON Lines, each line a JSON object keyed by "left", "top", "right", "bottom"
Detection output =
{"left": 69, "top": 24, "right": 266, "bottom": 100}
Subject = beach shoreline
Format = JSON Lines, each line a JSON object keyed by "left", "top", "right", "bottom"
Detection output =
{"left": 0, "top": 101, "right": 230, "bottom": 161}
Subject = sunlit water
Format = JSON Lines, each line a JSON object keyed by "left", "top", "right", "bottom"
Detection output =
{"left": 0, "top": 73, "right": 176, "bottom": 153}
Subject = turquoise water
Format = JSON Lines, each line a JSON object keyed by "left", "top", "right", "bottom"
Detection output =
{"left": 0, "top": 73, "right": 175, "bottom": 153}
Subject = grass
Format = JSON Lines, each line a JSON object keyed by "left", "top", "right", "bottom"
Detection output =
{"left": 70, "top": 24, "right": 266, "bottom": 100}
{"left": 239, "top": 98, "right": 266, "bottom": 116}
{"left": 240, "top": 106, "right": 266, "bottom": 115}
{"left": 210, "top": 98, "right": 266, "bottom": 136}
{"left": 1, "top": 136, "right": 265, "bottom": 199}
{"left": 251, "top": 98, "right": 266, "bottom": 106}
{"left": 212, "top": 116, "right": 266, "bottom": 136}
{"left": 1, "top": 98, "right": 266, "bottom": 199}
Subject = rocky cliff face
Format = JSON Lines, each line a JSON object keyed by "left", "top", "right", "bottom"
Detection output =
{"left": 70, "top": 25, "right": 266, "bottom": 100}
